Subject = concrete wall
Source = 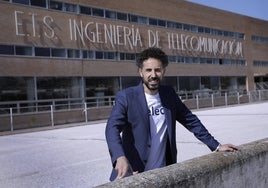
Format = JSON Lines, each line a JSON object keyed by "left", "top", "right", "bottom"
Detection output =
{"left": 96, "top": 138, "right": 268, "bottom": 188}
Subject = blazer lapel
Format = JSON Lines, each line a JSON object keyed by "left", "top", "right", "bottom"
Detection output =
{"left": 136, "top": 82, "right": 150, "bottom": 127}
{"left": 159, "top": 87, "right": 173, "bottom": 137}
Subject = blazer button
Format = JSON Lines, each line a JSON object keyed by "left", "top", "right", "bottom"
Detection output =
{"left": 147, "top": 144, "right": 151, "bottom": 148}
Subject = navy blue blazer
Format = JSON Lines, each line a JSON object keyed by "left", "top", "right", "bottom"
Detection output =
{"left": 105, "top": 82, "right": 220, "bottom": 181}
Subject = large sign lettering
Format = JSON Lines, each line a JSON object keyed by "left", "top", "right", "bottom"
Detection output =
{"left": 14, "top": 10, "right": 243, "bottom": 57}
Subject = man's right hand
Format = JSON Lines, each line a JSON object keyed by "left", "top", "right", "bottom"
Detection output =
{"left": 115, "top": 156, "right": 138, "bottom": 179}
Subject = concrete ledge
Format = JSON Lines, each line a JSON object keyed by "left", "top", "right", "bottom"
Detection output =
{"left": 96, "top": 138, "right": 268, "bottom": 188}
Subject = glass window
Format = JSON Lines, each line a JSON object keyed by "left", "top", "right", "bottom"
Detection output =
{"left": 80, "top": 5, "right": 91, "bottom": 15}
{"left": 15, "top": 46, "right": 32, "bottom": 56}
{"left": 217, "top": 29, "right": 223, "bottom": 36}
{"left": 92, "top": 8, "right": 104, "bottom": 17}
{"left": 175, "top": 22, "right": 182, "bottom": 29}
{"left": 85, "top": 77, "right": 119, "bottom": 100}
{"left": 200, "top": 58, "right": 206, "bottom": 64}
{"left": 221, "top": 77, "right": 231, "bottom": 90}
{"left": 129, "top": 15, "right": 138, "bottom": 22}
{"left": 218, "top": 59, "right": 224, "bottom": 65}
{"left": 13, "top": 0, "right": 29, "bottom": 5}
{"left": 223, "top": 59, "right": 232, "bottom": 65}
{"left": 198, "top": 26, "right": 204, "bottom": 33}
{"left": 82, "top": 50, "right": 94, "bottom": 59}
{"left": 37, "top": 77, "right": 80, "bottom": 99}
{"left": 206, "top": 58, "right": 212, "bottom": 64}
{"left": 125, "top": 53, "right": 135, "bottom": 60}
{"left": 149, "top": 18, "right": 157, "bottom": 26}
{"left": 35, "top": 47, "right": 50, "bottom": 57}
{"left": 88, "top": 51, "right": 94, "bottom": 59}
{"left": 233, "top": 32, "right": 238, "bottom": 38}
{"left": 104, "top": 52, "right": 115, "bottom": 60}
{"left": 237, "top": 77, "right": 246, "bottom": 91}
{"left": 177, "top": 56, "right": 184, "bottom": 63}
{"left": 252, "top": 35, "right": 257, "bottom": 41}
{"left": 167, "top": 21, "right": 175, "bottom": 29}
{"left": 0, "top": 77, "right": 30, "bottom": 101}
{"left": 64, "top": 3, "right": 77, "bottom": 13}
{"left": 162, "top": 77, "right": 177, "bottom": 91}
{"left": 121, "top": 77, "right": 140, "bottom": 89}
{"left": 30, "top": 0, "right": 46, "bottom": 8}
{"left": 0, "top": 45, "right": 14, "bottom": 55}
{"left": 179, "top": 76, "right": 200, "bottom": 91}
{"left": 120, "top": 53, "right": 136, "bottom": 61}
{"left": 51, "top": 48, "right": 66, "bottom": 57}
{"left": 82, "top": 50, "right": 87, "bottom": 59}
{"left": 119, "top": 53, "right": 125, "bottom": 60}
{"left": 210, "top": 29, "right": 217, "bottom": 35}
{"left": 137, "top": 16, "right": 147, "bottom": 24}
{"left": 260, "top": 61, "right": 265, "bottom": 66}
{"left": 95, "top": 51, "right": 103, "bottom": 59}
{"left": 240, "top": 60, "right": 246, "bottom": 66}
{"left": 252, "top": 35, "right": 268, "bottom": 43}
{"left": 185, "top": 57, "right": 193, "bottom": 63}
{"left": 157, "top": 19, "right": 166, "bottom": 27}
{"left": 190, "top": 25, "right": 198, "bottom": 32}
{"left": 253, "top": 61, "right": 260, "bottom": 67}
{"left": 50, "top": 1, "right": 62, "bottom": 10}
{"left": 183, "top": 24, "right": 190, "bottom": 31}
{"left": 117, "top": 12, "right": 128, "bottom": 21}
{"left": 213, "top": 58, "right": 219, "bottom": 64}
{"left": 68, "top": 49, "right": 80, "bottom": 58}
{"left": 192, "top": 57, "right": 199, "bottom": 64}
{"left": 129, "top": 15, "right": 147, "bottom": 24}
{"left": 168, "top": 56, "right": 176, "bottom": 62}
{"left": 204, "top": 27, "right": 211, "bottom": 34}
{"left": 229, "top": 32, "right": 234, "bottom": 38}
{"left": 223, "top": 31, "right": 229, "bottom": 37}
{"left": 105, "top": 10, "right": 116, "bottom": 19}
{"left": 201, "top": 76, "right": 219, "bottom": 90}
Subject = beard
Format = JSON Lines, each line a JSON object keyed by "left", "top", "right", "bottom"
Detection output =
{"left": 143, "top": 77, "right": 160, "bottom": 91}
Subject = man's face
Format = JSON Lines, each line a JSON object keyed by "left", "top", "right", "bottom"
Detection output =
{"left": 139, "top": 57, "right": 165, "bottom": 95}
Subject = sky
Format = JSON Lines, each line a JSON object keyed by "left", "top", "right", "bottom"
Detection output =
{"left": 187, "top": 0, "right": 268, "bottom": 21}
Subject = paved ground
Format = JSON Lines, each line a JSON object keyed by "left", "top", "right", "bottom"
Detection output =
{"left": 0, "top": 102, "right": 267, "bottom": 188}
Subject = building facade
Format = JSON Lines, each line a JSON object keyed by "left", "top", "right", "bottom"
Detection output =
{"left": 0, "top": 0, "right": 268, "bottom": 104}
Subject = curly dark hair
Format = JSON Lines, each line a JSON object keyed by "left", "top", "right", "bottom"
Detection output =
{"left": 136, "top": 47, "right": 169, "bottom": 68}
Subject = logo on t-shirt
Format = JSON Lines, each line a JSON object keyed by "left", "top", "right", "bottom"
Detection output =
{"left": 148, "top": 106, "right": 165, "bottom": 116}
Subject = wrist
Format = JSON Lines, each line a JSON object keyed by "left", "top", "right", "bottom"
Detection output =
{"left": 215, "top": 144, "right": 221, "bottom": 152}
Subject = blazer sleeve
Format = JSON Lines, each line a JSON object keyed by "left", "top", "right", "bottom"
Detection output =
{"left": 105, "top": 90, "right": 128, "bottom": 167}
{"left": 174, "top": 91, "right": 220, "bottom": 151}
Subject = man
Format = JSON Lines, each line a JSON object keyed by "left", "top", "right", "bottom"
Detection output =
{"left": 105, "top": 47, "right": 238, "bottom": 181}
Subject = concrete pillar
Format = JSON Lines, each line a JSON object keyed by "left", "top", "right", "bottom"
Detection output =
{"left": 71, "top": 77, "right": 81, "bottom": 98}
{"left": 26, "top": 77, "right": 35, "bottom": 100}
{"left": 112, "top": 77, "right": 120, "bottom": 95}
{"left": 246, "top": 75, "right": 255, "bottom": 91}
{"left": 80, "top": 77, "right": 85, "bottom": 100}
{"left": 26, "top": 77, "right": 36, "bottom": 112}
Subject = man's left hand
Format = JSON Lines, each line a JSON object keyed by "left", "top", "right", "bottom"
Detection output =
{"left": 218, "top": 144, "right": 239, "bottom": 152}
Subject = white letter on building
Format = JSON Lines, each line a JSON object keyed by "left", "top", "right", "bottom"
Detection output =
{"left": 148, "top": 30, "right": 160, "bottom": 47}
{"left": 43, "top": 16, "right": 54, "bottom": 39}
{"left": 14, "top": 11, "right": 25, "bottom": 36}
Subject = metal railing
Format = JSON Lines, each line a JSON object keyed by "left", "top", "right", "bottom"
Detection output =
{"left": 0, "top": 96, "right": 115, "bottom": 115}
{"left": 178, "top": 89, "right": 248, "bottom": 100}
{"left": 0, "top": 90, "right": 267, "bottom": 132}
